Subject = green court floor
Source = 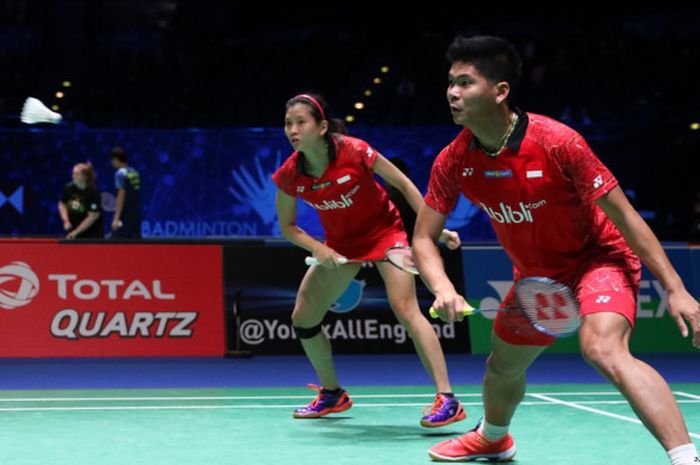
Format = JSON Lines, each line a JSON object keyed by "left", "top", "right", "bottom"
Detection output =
{"left": 1, "top": 384, "right": 698, "bottom": 464}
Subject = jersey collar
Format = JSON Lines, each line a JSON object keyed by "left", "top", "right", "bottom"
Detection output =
{"left": 467, "top": 107, "right": 528, "bottom": 154}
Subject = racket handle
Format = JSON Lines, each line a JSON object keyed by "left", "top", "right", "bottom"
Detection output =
{"left": 428, "top": 306, "right": 476, "bottom": 318}
{"left": 304, "top": 256, "right": 349, "bottom": 266}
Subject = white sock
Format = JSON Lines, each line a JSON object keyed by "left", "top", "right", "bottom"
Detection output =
{"left": 478, "top": 419, "right": 509, "bottom": 442}
{"left": 667, "top": 443, "right": 699, "bottom": 465}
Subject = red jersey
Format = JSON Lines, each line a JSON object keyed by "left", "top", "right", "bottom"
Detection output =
{"left": 272, "top": 134, "right": 406, "bottom": 260}
{"left": 425, "top": 111, "right": 640, "bottom": 283}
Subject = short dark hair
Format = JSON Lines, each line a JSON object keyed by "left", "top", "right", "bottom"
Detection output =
{"left": 446, "top": 35, "right": 522, "bottom": 100}
{"left": 109, "top": 146, "right": 128, "bottom": 163}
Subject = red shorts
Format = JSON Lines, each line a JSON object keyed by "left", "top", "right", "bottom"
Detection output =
{"left": 494, "top": 262, "right": 641, "bottom": 346}
{"left": 327, "top": 227, "right": 409, "bottom": 262}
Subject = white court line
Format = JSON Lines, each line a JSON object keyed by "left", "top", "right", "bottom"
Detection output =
{"left": 532, "top": 392, "right": 619, "bottom": 396}
{"left": 0, "top": 402, "right": 469, "bottom": 413}
{"left": 674, "top": 391, "right": 700, "bottom": 401}
{"left": 0, "top": 392, "right": 623, "bottom": 403}
{"left": 1, "top": 399, "right": 699, "bottom": 413}
{"left": 529, "top": 393, "right": 700, "bottom": 440}
{"left": 0, "top": 393, "right": 482, "bottom": 402}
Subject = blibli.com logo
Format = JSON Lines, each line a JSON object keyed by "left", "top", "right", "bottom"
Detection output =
{"left": 480, "top": 200, "right": 547, "bottom": 224}
{"left": 304, "top": 185, "right": 360, "bottom": 211}
{"left": 0, "top": 262, "right": 40, "bottom": 310}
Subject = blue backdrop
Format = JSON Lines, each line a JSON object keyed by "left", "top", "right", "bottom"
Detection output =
{"left": 0, "top": 122, "right": 691, "bottom": 241}
{"left": 0, "top": 126, "right": 495, "bottom": 240}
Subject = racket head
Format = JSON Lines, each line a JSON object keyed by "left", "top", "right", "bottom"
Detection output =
{"left": 384, "top": 246, "right": 419, "bottom": 275}
{"left": 514, "top": 277, "right": 581, "bottom": 337}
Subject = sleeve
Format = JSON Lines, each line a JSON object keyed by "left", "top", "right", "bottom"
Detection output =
{"left": 340, "top": 136, "right": 378, "bottom": 172}
{"left": 271, "top": 160, "right": 297, "bottom": 197}
{"left": 555, "top": 132, "right": 618, "bottom": 204}
{"left": 424, "top": 146, "right": 461, "bottom": 214}
{"left": 357, "top": 139, "right": 379, "bottom": 171}
{"left": 86, "top": 188, "right": 102, "bottom": 213}
{"left": 115, "top": 169, "right": 126, "bottom": 189}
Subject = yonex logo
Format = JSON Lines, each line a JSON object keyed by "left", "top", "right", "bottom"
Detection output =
{"left": 595, "top": 295, "right": 611, "bottom": 304}
{"left": 462, "top": 168, "right": 473, "bottom": 177}
{"left": 0, "top": 261, "right": 40, "bottom": 310}
{"left": 366, "top": 147, "right": 374, "bottom": 158}
{"left": 593, "top": 175, "right": 603, "bottom": 189}
{"left": 296, "top": 186, "right": 305, "bottom": 193}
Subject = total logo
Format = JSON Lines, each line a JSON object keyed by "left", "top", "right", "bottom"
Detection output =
{"left": 0, "top": 261, "right": 40, "bottom": 310}
{"left": 479, "top": 200, "right": 547, "bottom": 224}
{"left": 0, "top": 261, "right": 195, "bottom": 340}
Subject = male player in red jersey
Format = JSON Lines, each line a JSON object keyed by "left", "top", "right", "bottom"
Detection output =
{"left": 272, "top": 93, "right": 465, "bottom": 428}
{"left": 412, "top": 36, "right": 700, "bottom": 463}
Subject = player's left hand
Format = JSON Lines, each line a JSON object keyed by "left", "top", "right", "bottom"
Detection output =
{"left": 439, "top": 229, "right": 461, "bottom": 250}
{"left": 667, "top": 287, "right": 700, "bottom": 348}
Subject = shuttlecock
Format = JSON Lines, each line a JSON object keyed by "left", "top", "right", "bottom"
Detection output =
{"left": 20, "top": 97, "right": 62, "bottom": 124}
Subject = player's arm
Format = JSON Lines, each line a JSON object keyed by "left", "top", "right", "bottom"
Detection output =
{"left": 373, "top": 154, "right": 424, "bottom": 213}
{"left": 58, "top": 201, "right": 72, "bottom": 230}
{"left": 275, "top": 189, "right": 344, "bottom": 268}
{"left": 413, "top": 203, "right": 467, "bottom": 321}
{"left": 112, "top": 188, "right": 125, "bottom": 230}
{"left": 66, "top": 211, "right": 100, "bottom": 239}
{"left": 373, "top": 154, "right": 460, "bottom": 249}
{"left": 597, "top": 186, "right": 700, "bottom": 346}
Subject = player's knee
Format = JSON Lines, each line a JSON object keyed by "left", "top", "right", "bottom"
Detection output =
{"left": 388, "top": 297, "right": 418, "bottom": 320}
{"left": 580, "top": 338, "right": 627, "bottom": 378}
{"left": 293, "top": 323, "right": 323, "bottom": 339}
{"left": 580, "top": 340, "right": 613, "bottom": 365}
{"left": 485, "top": 354, "right": 523, "bottom": 379}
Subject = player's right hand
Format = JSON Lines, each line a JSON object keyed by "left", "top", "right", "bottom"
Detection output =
{"left": 431, "top": 292, "right": 470, "bottom": 322}
{"left": 312, "top": 245, "right": 346, "bottom": 269}
{"left": 63, "top": 221, "right": 72, "bottom": 231}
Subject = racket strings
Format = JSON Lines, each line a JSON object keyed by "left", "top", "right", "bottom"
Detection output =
{"left": 385, "top": 247, "right": 418, "bottom": 274}
{"left": 385, "top": 247, "right": 419, "bottom": 275}
{"left": 516, "top": 280, "right": 580, "bottom": 337}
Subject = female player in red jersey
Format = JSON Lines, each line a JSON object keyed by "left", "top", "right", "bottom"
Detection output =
{"left": 272, "top": 93, "right": 464, "bottom": 427}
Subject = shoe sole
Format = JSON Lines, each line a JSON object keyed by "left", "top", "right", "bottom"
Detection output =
{"left": 292, "top": 399, "right": 353, "bottom": 418}
{"left": 427, "top": 445, "right": 516, "bottom": 462}
{"left": 421, "top": 409, "right": 467, "bottom": 428}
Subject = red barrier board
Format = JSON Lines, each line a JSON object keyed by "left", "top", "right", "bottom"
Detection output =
{"left": 0, "top": 244, "right": 224, "bottom": 356}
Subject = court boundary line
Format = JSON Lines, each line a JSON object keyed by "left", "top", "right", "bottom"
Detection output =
{"left": 0, "top": 391, "right": 622, "bottom": 403}
{"left": 1, "top": 399, "right": 699, "bottom": 413}
{"left": 675, "top": 391, "right": 700, "bottom": 401}
{"left": 529, "top": 393, "right": 700, "bottom": 440}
